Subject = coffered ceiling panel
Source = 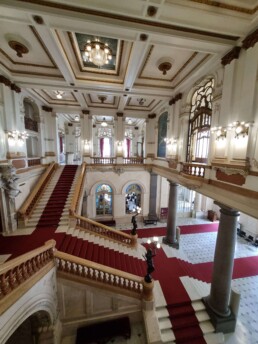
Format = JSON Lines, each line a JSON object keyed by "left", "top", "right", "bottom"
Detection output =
{"left": 0, "top": 22, "right": 62, "bottom": 77}
{"left": 0, "top": 0, "right": 257, "bottom": 116}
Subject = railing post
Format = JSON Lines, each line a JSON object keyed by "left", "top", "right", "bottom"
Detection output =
{"left": 130, "top": 234, "right": 138, "bottom": 247}
{"left": 142, "top": 279, "right": 154, "bottom": 302}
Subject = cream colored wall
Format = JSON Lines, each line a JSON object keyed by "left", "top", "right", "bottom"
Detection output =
{"left": 85, "top": 169, "right": 150, "bottom": 221}
{"left": 57, "top": 277, "right": 142, "bottom": 339}
{"left": 15, "top": 166, "right": 46, "bottom": 210}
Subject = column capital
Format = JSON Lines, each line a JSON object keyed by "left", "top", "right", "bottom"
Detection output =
{"left": 214, "top": 202, "right": 240, "bottom": 217}
{"left": 167, "top": 179, "right": 179, "bottom": 186}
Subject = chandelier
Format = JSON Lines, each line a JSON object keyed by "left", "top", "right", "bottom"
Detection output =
{"left": 83, "top": 39, "right": 112, "bottom": 67}
{"left": 101, "top": 117, "right": 108, "bottom": 127}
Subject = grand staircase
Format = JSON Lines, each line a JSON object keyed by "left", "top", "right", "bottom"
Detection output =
{"left": 24, "top": 165, "right": 78, "bottom": 230}
{"left": 15, "top": 164, "right": 224, "bottom": 343}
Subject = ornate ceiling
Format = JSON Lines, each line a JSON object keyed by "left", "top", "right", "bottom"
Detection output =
{"left": 1, "top": 0, "right": 258, "bottom": 123}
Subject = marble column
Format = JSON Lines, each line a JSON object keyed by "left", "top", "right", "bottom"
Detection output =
{"left": 204, "top": 204, "right": 239, "bottom": 332}
{"left": 148, "top": 172, "right": 158, "bottom": 218}
{"left": 162, "top": 181, "right": 179, "bottom": 248}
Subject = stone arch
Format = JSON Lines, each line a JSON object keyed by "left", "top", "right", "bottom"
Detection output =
{"left": 23, "top": 97, "right": 40, "bottom": 123}
{"left": 1, "top": 293, "right": 56, "bottom": 344}
{"left": 89, "top": 180, "right": 117, "bottom": 196}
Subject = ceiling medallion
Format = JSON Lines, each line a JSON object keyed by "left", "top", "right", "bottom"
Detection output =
{"left": 54, "top": 90, "right": 64, "bottom": 99}
{"left": 158, "top": 61, "right": 172, "bottom": 75}
{"left": 8, "top": 41, "right": 29, "bottom": 58}
{"left": 137, "top": 98, "right": 146, "bottom": 106}
{"left": 83, "top": 38, "right": 112, "bottom": 67}
{"left": 98, "top": 95, "right": 107, "bottom": 103}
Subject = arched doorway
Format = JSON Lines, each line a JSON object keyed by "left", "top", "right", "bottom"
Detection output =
{"left": 6, "top": 310, "right": 51, "bottom": 344}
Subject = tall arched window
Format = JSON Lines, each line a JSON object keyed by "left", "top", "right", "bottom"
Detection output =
{"left": 186, "top": 79, "right": 214, "bottom": 163}
{"left": 96, "top": 184, "right": 113, "bottom": 216}
{"left": 125, "top": 184, "right": 141, "bottom": 214}
{"left": 157, "top": 112, "right": 168, "bottom": 158}
{"left": 24, "top": 98, "right": 40, "bottom": 158}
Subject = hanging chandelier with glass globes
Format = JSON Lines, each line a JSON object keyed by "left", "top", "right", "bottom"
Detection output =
{"left": 83, "top": 39, "right": 112, "bottom": 67}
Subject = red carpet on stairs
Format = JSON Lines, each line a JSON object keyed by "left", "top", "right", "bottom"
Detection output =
{"left": 36, "top": 165, "right": 77, "bottom": 229}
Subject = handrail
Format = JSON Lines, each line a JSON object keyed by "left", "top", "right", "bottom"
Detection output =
{"left": 18, "top": 162, "right": 57, "bottom": 225}
{"left": 69, "top": 162, "right": 86, "bottom": 216}
{"left": 72, "top": 214, "right": 137, "bottom": 247}
{"left": 181, "top": 162, "right": 210, "bottom": 178}
{"left": 55, "top": 250, "right": 144, "bottom": 298}
{"left": 92, "top": 157, "right": 116, "bottom": 164}
{"left": 0, "top": 240, "right": 56, "bottom": 314}
{"left": 123, "top": 157, "right": 144, "bottom": 164}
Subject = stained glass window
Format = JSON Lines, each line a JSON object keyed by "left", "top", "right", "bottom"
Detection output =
{"left": 96, "top": 184, "right": 113, "bottom": 216}
{"left": 125, "top": 184, "right": 141, "bottom": 214}
{"left": 186, "top": 79, "right": 214, "bottom": 163}
{"left": 157, "top": 112, "right": 168, "bottom": 158}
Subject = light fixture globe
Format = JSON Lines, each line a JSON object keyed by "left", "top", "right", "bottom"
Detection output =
{"left": 83, "top": 39, "right": 112, "bottom": 67}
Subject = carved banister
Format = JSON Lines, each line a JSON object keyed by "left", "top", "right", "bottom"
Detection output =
{"left": 55, "top": 250, "right": 149, "bottom": 299}
{"left": 0, "top": 240, "right": 56, "bottom": 314}
{"left": 72, "top": 214, "right": 137, "bottom": 247}
{"left": 18, "top": 162, "right": 57, "bottom": 225}
{"left": 69, "top": 162, "right": 86, "bottom": 216}
{"left": 0, "top": 240, "right": 55, "bottom": 276}
{"left": 181, "top": 162, "right": 211, "bottom": 178}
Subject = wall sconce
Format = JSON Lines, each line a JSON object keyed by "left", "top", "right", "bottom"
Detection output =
{"left": 116, "top": 140, "right": 123, "bottom": 150}
{"left": 84, "top": 139, "right": 91, "bottom": 150}
{"left": 229, "top": 121, "right": 250, "bottom": 139}
{"left": 164, "top": 137, "right": 172, "bottom": 145}
{"left": 211, "top": 127, "right": 227, "bottom": 141}
{"left": 7, "top": 130, "right": 28, "bottom": 146}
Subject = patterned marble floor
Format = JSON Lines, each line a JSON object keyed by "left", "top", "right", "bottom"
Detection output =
{"left": 118, "top": 218, "right": 258, "bottom": 344}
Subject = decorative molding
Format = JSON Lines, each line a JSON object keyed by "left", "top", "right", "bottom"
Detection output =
{"left": 42, "top": 106, "right": 53, "bottom": 112}
{"left": 139, "top": 34, "right": 148, "bottom": 41}
{"left": 8, "top": 41, "right": 29, "bottom": 58}
{"left": 221, "top": 46, "right": 241, "bottom": 66}
{"left": 215, "top": 166, "right": 248, "bottom": 177}
{"left": 169, "top": 93, "right": 182, "bottom": 106}
{"left": 82, "top": 109, "right": 90, "bottom": 115}
{"left": 0, "top": 75, "right": 21, "bottom": 93}
{"left": 16, "top": 1, "right": 240, "bottom": 41}
{"left": 45, "top": 151, "right": 56, "bottom": 156}
{"left": 147, "top": 6, "right": 158, "bottom": 17}
{"left": 33, "top": 15, "right": 45, "bottom": 24}
{"left": 242, "top": 28, "right": 258, "bottom": 50}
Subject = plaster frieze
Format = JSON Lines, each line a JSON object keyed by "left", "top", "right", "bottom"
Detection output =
{"left": 213, "top": 166, "right": 248, "bottom": 177}
{"left": 242, "top": 28, "right": 258, "bottom": 50}
{"left": 221, "top": 46, "right": 241, "bottom": 66}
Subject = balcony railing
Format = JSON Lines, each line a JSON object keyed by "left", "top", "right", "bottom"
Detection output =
{"left": 123, "top": 157, "right": 143, "bottom": 164}
{"left": 27, "top": 157, "right": 41, "bottom": 167}
{"left": 181, "top": 162, "right": 210, "bottom": 178}
{"left": 92, "top": 157, "right": 116, "bottom": 164}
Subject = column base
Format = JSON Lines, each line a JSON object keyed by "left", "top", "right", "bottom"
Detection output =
{"left": 202, "top": 297, "right": 236, "bottom": 333}
{"left": 162, "top": 237, "right": 179, "bottom": 249}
